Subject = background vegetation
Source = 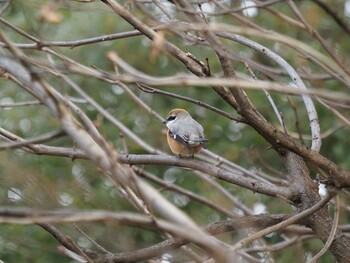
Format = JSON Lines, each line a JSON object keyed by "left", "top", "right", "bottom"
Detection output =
{"left": 0, "top": 0, "right": 350, "bottom": 262}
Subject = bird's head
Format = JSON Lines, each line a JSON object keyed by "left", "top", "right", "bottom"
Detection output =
{"left": 162, "top": 108, "right": 190, "bottom": 127}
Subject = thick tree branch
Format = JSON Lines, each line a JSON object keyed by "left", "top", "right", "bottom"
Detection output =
{"left": 0, "top": 207, "right": 290, "bottom": 263}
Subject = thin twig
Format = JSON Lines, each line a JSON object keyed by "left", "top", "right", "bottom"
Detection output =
{"left": 243, "top": 61, "right": 285, "bottom": 130}
{"left": 286, "top": 0, "right": 350, "bottom": 77}
{"left": 230, "top": 192, "right": 334, "bottom": 251}
{"left": 66, "top": 236, "right": 94, "bottom": 263}
{"left": 317, "top": 99, "right": 350, "bottom": 127}
{"left": 136, "top": 83, "right": 244, "bottom": 122}
{"left": 134, "top": 167, "right": 238, "bottom": 218}
{"left": 312, "top": 0, "right": 350, "bottom": 35}
{"left": 307, "top": 193, "right": 340, "bottom": 263}
{"left": 0, "top": 129, "right": 65, "bottom": 150}
{"left": 287, "top": 96, "right": 305, "bottom": 145}
{"left": 0, "top": 17, "right": 164, "bottom": 49}
{"left": 73, "top": 223, "right": 112, "bottom": 254}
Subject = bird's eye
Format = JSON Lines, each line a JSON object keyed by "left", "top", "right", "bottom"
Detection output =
{"left": 167, "top": 115, "right": 176, "bottom": 121}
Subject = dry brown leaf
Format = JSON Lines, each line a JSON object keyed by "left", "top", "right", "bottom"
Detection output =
{"left": 38, "top": 4, "right": 62, "bottom": 24}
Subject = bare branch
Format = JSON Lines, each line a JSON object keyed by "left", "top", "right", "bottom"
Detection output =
{"left": 307, "top": 193, "right": 340, "bottom": 263}
{"left": 231, "top": 192, "right": 334, "bottom": 251}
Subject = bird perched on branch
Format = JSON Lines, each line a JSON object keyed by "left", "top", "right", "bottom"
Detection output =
{"left": 163, "top": 108, "right": 208, "bottom": 158}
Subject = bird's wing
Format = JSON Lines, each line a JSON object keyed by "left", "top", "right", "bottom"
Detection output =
{"left": 188, "top": 124, "right": 208, "bottom": 143}
{"left": 169, "top": 118, "right": 207, "bottom": 147}
{"left": 169, "top": 129, "right": 207, "bottom": 148}
{"left": 189, "top": 134, "right": 208, "bottom": 149}
{"left": 168, "top": 130, "right": 190, "bottom": 147}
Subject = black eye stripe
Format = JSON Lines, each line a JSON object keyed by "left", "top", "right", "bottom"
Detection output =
{"left": 167, "top": 115, "right": 176, "bottom": 121}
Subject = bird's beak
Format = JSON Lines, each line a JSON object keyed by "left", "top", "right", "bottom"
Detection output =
{"left": 162, "top": 119, "right": 168, "bottom": 124}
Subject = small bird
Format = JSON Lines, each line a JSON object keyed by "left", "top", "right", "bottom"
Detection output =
{"left": 163, "top": 108, "right": 208, "bottom": 158}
